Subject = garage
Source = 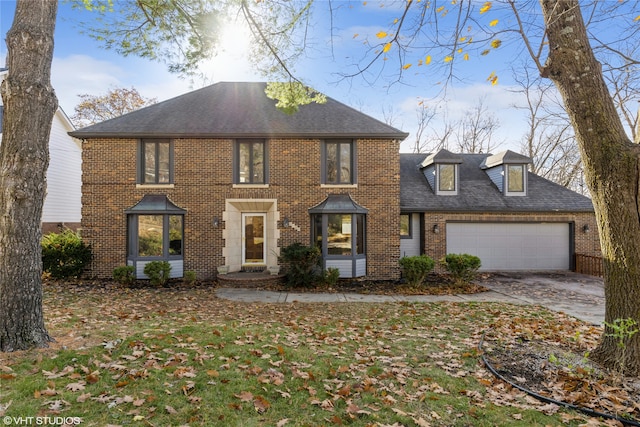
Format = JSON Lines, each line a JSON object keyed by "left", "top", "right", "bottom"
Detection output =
{"left": 446, "top": 223, "right": 571, "bottom": 271}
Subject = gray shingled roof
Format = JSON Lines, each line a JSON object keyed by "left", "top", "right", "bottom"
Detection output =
{"left": 420, "top": 148, "right": 463, "bottom": 167}
{"left": 308, "top": 194, "right": 369, "bottom": 214}
{"left": 481, "top": 149, "right": 532, "bottom": 169}
{"left": 69, "top": 82, "right": 408, "bottom": 140}
{"left": 401, "top": 153, "right": 594, "bottom": 212}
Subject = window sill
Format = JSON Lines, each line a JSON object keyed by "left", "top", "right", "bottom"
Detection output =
{"left": 320, "top": 184, "right": 358, "bottom": 188}
{"left": 136, "top": 184, "right": 175, "bottom": 189}
{"left": 233, "top": 184, "right": 269, "bottom": 189}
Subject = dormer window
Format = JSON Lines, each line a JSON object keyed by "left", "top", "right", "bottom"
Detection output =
{"left": 420, "top": 149, "right": 462, "bottom": 196}
{"left": 438, "top": 164, "right": 456, "bottom": 193}
{"left": 480, "top": 150, "right": 531, "bottom": 197}
{"left": 506, "top": 164, "right": 525, "bottom": 194}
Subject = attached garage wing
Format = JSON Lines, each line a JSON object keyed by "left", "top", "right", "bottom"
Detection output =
{"left": 446, "top": 223, "right": 571, "bottom": 271}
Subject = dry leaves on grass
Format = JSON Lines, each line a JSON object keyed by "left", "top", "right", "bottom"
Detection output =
{"left": 481, "top": 310, "right": 640, "bottom": 424}
{"left": 1, "top": 281, "right": 635, "bottom": 426}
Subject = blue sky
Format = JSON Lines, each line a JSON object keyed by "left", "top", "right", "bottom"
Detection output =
{"left": 1, "top": 1, "right": 632, "bottom": 152}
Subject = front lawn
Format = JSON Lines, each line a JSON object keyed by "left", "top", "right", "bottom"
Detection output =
{"left": 0, "top": 282, "right": 608, "bottom": 426}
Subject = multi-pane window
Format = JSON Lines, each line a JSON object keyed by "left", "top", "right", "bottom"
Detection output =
{"left": 507, "top": 164, "right": 525, "bottom": 193}
{"left": 140, "top": 139, "right": 172, "bottom": 184}
{"left": 132, "top": 214, "right": 183, "bottom": 259}
{"left": 236, "top": 139, "right": 266, "bottom": 184}
{"left": 324, "top": 140, "right": 354, "bottom": 184}
{"left": 313, "top": 213, "right": 365, "bottom": 256}
{"left": 438, "top": 164, "right": 456, "bottom": 192}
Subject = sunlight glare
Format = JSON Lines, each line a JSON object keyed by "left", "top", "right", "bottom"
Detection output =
{"left": 197, "top": 16, "right": 255, "bottom": 83}
{"left": 219, "top": 16, "right": 253, "bottom": 57}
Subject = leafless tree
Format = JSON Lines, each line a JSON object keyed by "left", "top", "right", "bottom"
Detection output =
{"left": 381, "top": 104, "right": 402, "bottom": 129}
{"left": 454, "top": 97, "right": 502, "bottom": 153}
{"left": 412, "top": 101, "right": 439, "bottom": 153}
{"left": 512, "top": 68, "right": 585, "bottom": 193}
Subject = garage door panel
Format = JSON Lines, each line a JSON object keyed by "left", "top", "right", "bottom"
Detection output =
{"left": 446, "top": 223, "right": 570, "bottom": 271}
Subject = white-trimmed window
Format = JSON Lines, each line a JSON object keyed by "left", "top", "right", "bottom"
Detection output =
{"left": 505, "top": 164, "right": 526, "bottom": 195}
{"left": 436, "top": 163, "right": 458, "bottom": 195}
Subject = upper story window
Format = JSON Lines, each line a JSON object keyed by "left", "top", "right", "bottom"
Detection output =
{"left": 138, "top": 139, "right": 173, "bottom": 184}
{"left": 420, "top": 149, "right": 462, "bottom": 195}
{"left": 437, "top": 164, "right": 457, "bottom": 193}
{"left": 506, "top": 164, "right": 525, "bottom": 193}
{"left": 480, "top": 150, "right": 531, "bottom": 197}
{"left": 235, "top": 139, "right": 267, "bottom": 184}
{"left": 323, "top": 139, "right": 356, "bottom": 185}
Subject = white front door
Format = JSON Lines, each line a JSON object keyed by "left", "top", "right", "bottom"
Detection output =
{"left": 242, "top": 213, "right": 266, "bottom": 265}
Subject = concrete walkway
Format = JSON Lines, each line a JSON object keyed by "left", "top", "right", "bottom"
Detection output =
{"left": 215, "top": 272, "right": 605, "bottom": 325}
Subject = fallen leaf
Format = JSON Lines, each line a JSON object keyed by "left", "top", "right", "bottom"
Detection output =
{"left": 76, "top": 393, "right": 91, "bottom": 403}
{"left": 235, "top": 391, "right": 253, "bottom": 402}
{"left": 65, "top": 381, "right": 86, "bottom": 392}
{"left": 413, "top": 417, "right": 431, "bottom": 427}
{"left": 253, "top": 396, "right": 271, "bottom": 413}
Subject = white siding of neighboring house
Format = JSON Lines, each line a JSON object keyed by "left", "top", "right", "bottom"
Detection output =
{"left": 41, "top": 109, "right": 82, "bottom": 225}
{"left": 0, "top": 71, "right": 81, "bottom": 228}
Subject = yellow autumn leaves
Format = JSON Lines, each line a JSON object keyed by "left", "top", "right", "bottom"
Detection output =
{"left": 371, "top": 1, "right": 501, "bottom": 84}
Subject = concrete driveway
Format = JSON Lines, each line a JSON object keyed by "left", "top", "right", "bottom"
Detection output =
{"left": 216, "top": 272, "right": 605, "bottom": 325}
{"left": 475, "top": 272, "right": 605, "bottom": 325}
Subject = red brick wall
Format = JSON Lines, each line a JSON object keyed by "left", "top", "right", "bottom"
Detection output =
{"left": 81, "top": 137, "right": 401, "bottom": 280}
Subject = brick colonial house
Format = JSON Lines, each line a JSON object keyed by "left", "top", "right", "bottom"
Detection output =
{"left": 71, "top": 82, "right": 600, "bottom": 280}
{"left": 70, "top": 82, "right": 408, "bottom": 280}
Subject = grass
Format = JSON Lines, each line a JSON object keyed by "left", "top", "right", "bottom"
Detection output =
{"left": 0, "top": 282, "right": 602, "bottom": 426}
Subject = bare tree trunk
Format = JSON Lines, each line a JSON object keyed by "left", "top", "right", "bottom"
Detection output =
{"left": 540, "top": 0, "right": 640, "bottom": 376}
{"left": 0, "top": 0, "right": 57, "bottom": 351}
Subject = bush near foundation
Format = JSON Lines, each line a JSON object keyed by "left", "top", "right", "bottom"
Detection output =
{"left": 143, "top": 261, "right": 171, "bottom": 287}
{"left": 279, "top": 243, "right": 322, "bottom": 288}
{"left": 399, "top": 255, "right": 435, "bottom": 287}
{"left": 41, "top": 229, "right": 92, "bottom": 279}
{"left": 441, "top": 253, "right": 481, "bottom": 284}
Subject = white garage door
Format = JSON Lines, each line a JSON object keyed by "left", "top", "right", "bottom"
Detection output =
{"left": 446, "top": 223, "right": 570, "bottom": 271}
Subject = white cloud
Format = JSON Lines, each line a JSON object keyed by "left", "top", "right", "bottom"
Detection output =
{"left": 51, "top": 55, "right": 132, "bottom": 114}
{"left": 396, "top": 83, "right": 530, "bottom": 153}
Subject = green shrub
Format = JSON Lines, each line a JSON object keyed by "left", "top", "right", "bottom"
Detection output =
{"left": 399, "top": 255, "right": 435, "bottom": 287}
{"left": 41, "top": 229, "right": 92, "bottom": 279}
{"left": 441, "top": 253, "right": 481, "bottom": 284}
{"left": 279, "top": 243, "right": 322, "bottom": 288}
{"left": 143, "top": 261, "right": 171, "bottom": 286}
{"left": 184, "top": 270, "right": 197, "bottom": 284}
{"left": 322, "top": 267, "right": 341, "bottom": 287}
{"left": 113, "top": 266, "right": 136, "bottom": 285}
